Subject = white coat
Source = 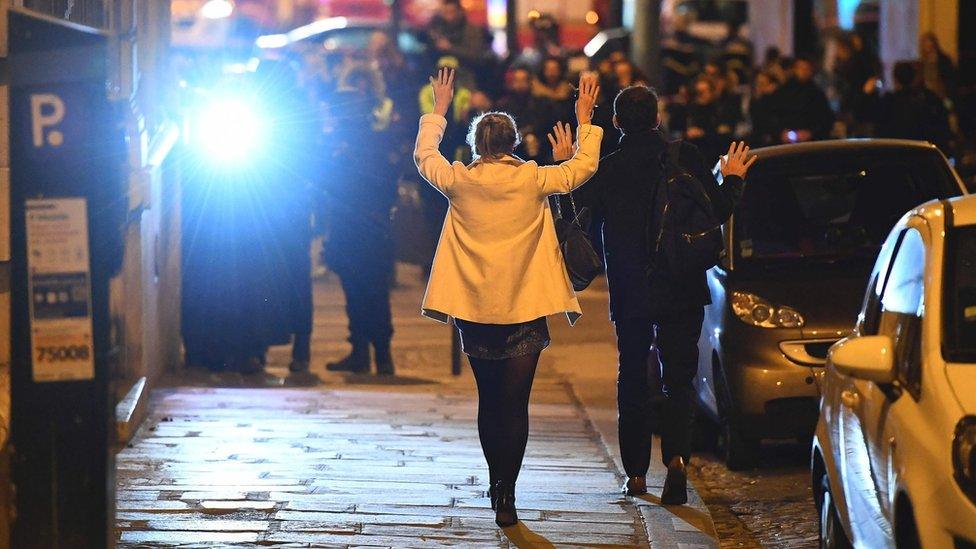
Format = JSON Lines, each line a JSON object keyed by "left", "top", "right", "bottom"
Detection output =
{"left": 413, "top": 113, "right": 603, "bottom": 325}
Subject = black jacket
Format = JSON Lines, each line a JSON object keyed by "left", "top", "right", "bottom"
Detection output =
{"left": 773, "top": 78, "right": 835, "bottom": 140}
{"left": 574, "top": 130, "right": 743, "bottom": 320}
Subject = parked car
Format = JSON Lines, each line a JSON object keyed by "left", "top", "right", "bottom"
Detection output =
{"left": 695, "top": 139, "right": 967, "bottom": 469}
{"left": 811, "top": 193, "right": 976, "bottom": 548}
{"left": 255, "top": 16, "right": 428, "bottom": 59}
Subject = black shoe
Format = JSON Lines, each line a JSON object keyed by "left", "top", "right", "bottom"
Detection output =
{"left": 661, "top": 457, "right": 688, "bottom": 505}
{"left": 236, "top": 356, "right": 264, "bottom": 375}
{"left": 488, "top": 483, "right": 497, "bottom": 511}
{"left": 622, "top": 476, "right": 647, "bottom": 496}
{"left": 491, "top": 481, "right": 518, "bottom": 527}
{"left": 374, "top": 344, "right": 395, "bottom": 376}
{"left": 326, "top": 346, "right": 369, "bottom": 373}
{"left": 288, "top": 360, "right": 310, "bottom": 373}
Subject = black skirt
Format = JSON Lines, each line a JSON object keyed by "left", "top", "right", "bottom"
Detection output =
{"left": 454, "top": 317, "right": 550, "bottom": 360}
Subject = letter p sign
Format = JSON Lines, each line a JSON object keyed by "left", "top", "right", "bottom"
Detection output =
{"left": 30, "top": 94, "right": 66, "bottom": 148}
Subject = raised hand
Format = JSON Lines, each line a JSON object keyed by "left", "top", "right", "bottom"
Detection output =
{"left": 547, "top": 122, "right": 576, "bottom": 162}
{"left": 720, "top": 141, "right": 758, "bottom": 179}
{"left": 430, "top": 67, "right": 455, "bottom": 118}
{"left": 575, "top": 72, "right": 600, "bottom": 126}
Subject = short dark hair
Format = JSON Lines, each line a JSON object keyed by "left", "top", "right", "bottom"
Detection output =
{"left": 893, "top": 61, "right": 916, "bottom": 89}
{"left": 793, "top": 55, "right": 816, "bottom": 68}
{"left": 613, "top": 85, "right": 659, "bottom": 134}
{"left": 467, "top": 112, "right": 521, "bottom": 160}
{"left": 539, "top": 56, "right": 567, "bottom": 78}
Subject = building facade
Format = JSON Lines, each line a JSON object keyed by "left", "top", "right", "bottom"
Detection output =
{"left": 0, "top": 0, "right": 178, "bottom": 542}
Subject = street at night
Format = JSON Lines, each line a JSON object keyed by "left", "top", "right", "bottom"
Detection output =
{"left": 114, "top": 266, "right": 822, "bottom": 547}
{"left": 1, "top": 0, "right": 976, "bottom": 547}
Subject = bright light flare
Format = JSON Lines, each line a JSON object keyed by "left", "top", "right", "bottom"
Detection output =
{"left": 201, "top": 0, "right": 234, "bottom": 20}
{"left": 195, "top": 99, "right": 265, "bottom": 165}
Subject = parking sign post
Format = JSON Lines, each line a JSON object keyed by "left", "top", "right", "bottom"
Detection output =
{"left": 7, "top": 10, "right": 125, "bottom": 548}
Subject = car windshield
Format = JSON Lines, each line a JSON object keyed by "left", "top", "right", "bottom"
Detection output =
{"left": 318, "top": 28, "right": 376, "bottom": 51}
{"left": 733, "top": 147, "right": 958, "bottom": 263}
{"left": 944, "top": 224, "right": 976, "bottom": 363}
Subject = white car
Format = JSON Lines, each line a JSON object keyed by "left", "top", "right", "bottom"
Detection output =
{"left": 812, "top": 194, "right": 976, "bottom": 548}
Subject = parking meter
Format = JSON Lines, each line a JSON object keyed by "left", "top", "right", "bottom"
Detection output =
{"left": 7, "top": 10, "right": 125, "bottom": 548}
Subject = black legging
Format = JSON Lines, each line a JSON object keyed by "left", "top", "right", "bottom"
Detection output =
{"left": 469, "top": 353, "right": 541, "bottom": 486}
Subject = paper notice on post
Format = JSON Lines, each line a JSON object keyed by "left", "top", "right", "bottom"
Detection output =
{"left": 25, "top": 198, "right": 94, "bottom": 382}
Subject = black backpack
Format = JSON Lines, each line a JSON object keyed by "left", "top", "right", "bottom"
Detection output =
{"left": 646, "top": 141, "right": 725, "bottom": 283}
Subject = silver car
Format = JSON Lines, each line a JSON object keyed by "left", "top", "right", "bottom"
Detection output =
{"left": 694, "top": 139, "right": 967, "bottom": 470}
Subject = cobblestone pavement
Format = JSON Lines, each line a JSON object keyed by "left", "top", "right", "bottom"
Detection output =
{"left": 117, "top": 377, "right": 648, "bottom": 547}
{"left": 688, "top": 443, "right": 818, "bottom": 549}
{"left": 115, "top": 267, "right": 718, "bottom": 547}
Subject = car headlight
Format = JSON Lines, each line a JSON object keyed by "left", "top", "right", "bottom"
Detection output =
{"left": 954, "top": 416, "right": 976, "bottom": 504}
{"left": 731, "top": 291, "right": 805, "bottom": 328}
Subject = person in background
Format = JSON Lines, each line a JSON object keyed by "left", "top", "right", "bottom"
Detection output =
{"left": 514, "top": 13, "right": 565, "bottom": 71}
{"left": 592, "top": 56, "right": 622, "bottom": 157}
{"left": 368, "top": 31, "right": 416, "bottom": 128}
{"left": 418, "top": 56, "right": 473, "bottom": 272}
{"left": 497, "top": 66, "right": 545, "bottom": 161}
{"left": 685, "top": 76, "right": 722, "bottom": 161}
{"left": 862, "top": 61, "right": 952, "bottom": 154}
{"left": 533, "top": 58, "right": 573, "bottom": 106}
{"left": 322, "top": 64, "right": 399, "bottom": 376}
{"left": 721, "top": 22, "right": 753, "bottom": 85}
{"left": 760, "top": 46, "right": 787, "bottom": 85}
{"left": 661, "top": 43, "right": 701, "bottom": 97}
{"left": 532, "top": 57, "right": 575, "bottom": 159}
{"left": 181, "top": 59, "right": 317, "bottom": 375}
{"left": 249, "top": 59, "right": 317, "bottom": 374}
{"left": 613, "top": 59, "right": 648, "bottom": 95}
{"left": 573, "top": 85, "right": 755, "bottom": 506}
{"left": 748, "top": 70, "right": 782, "bottom": 146}
{"left": 919, "top": 32, "right": 957, "bottom": 102}
{"left": 831, "top": 33, "right": 876, "bottom": 134}
{"left": 773, "top": 56, "right": 834, "bottom": 143}
{"left": 415, "top": 68, "right": 602, "bottom": 527}
{"left": 425, "top": 0, "right": 487, "bottom": 89}
{"left": 663, "top": 84, "right": 690, "bottom": 139}
{"left": 419, "top": 57, "right": 473, "bottom": 162}
{"left": 706, "top": 61, "right": 742, "bottom": 149}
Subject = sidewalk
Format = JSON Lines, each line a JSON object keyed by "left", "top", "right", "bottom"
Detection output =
{"left": 116, "top": 266, "right": 717, "bottom": 547}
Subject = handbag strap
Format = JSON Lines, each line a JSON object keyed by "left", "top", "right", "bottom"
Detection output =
{"left": 567, "top": 192, "right": 582, "bottom": 225}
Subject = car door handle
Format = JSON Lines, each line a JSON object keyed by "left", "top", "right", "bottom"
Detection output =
{"left": 841, "top": 389, "right": 860, "bottom": 408}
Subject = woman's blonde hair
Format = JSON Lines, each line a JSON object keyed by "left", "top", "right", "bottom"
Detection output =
{"left": 466, "top": 112, "right": 521, "bottom": 160}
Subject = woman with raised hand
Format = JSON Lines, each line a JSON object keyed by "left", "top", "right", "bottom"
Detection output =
{"left": 414, "top": 68, "right": 602, "bottom": 527}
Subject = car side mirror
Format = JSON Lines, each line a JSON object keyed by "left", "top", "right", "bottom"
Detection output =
{"left": 828, "top": 335, "right": 896, "bottom": 384}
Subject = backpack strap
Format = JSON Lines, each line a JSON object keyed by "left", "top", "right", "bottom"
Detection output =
{"left": 646, "top": 143, "right": 677, "bottom": 261}
{"left": 665, "top": 140, "right": 683, "bottom": 176}
{"left": 667, "top": 140, "right": 714, "bottom": 214}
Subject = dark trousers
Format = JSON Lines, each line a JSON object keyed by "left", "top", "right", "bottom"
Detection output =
{"left": 614, "top": 307, "right": 703, "bottom": 477}
{"left": 338, "top": 270, "right": 394, "bottom": 349}
{"left": 292, "top": 333, "right": 311, "bottom": 362}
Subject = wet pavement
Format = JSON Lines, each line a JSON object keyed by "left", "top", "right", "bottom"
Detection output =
{"left": 115, "top": 267, "right": 718, "bottom": 547}
{"left": 689, "top": 442, "right": 819, "bottom": 548}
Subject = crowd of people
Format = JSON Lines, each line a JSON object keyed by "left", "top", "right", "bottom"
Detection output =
{"left": 297, "top": 1, "right": 973, "bottom": 233}
{"left": 180, "top": 0, "right": 975, "bottom": 376}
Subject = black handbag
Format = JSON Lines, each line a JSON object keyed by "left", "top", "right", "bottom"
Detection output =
{"left": 554, "top": 193, "right": 603, "bottom": 291}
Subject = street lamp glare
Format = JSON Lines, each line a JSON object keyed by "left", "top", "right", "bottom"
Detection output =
{"left": 201, "top": 0, "right": 234, "bottom": 20}
{"left": 196, "top": 99, "right": 265, "bottom": 164}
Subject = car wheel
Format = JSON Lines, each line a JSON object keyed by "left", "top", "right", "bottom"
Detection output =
{"left": 714, "top": 365, "right": 758, "bottom": 470}
{"left": 819, "top": 475, "right": 852, "bottom": 549}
